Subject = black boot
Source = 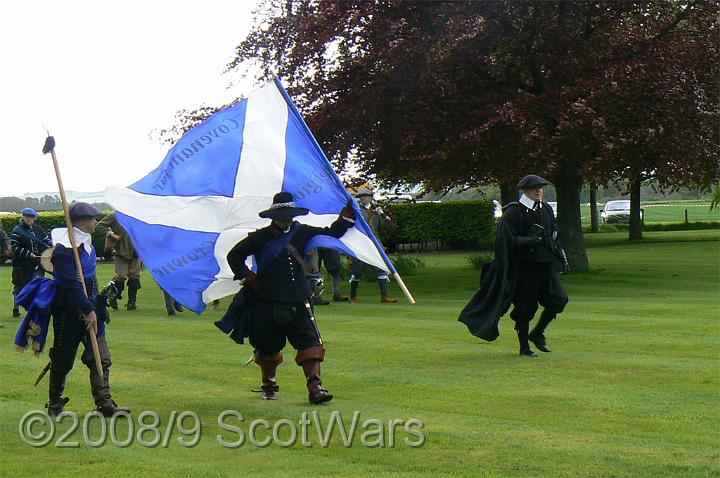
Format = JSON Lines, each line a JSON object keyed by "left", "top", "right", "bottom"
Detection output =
{"left": 85, "top": 337, "right": 130, "bottom": 416}
{"left": 93, "top": 373, "right": 130, "bottom": 416}
{"left": 529, "top": 309, "right": 556, "bottom": 353}
{"left": 349, "top": 280, "right": 360, "bottom": 304}
{"left": 114, "top": 280, "right": 126, "bottom": 309}
{"left": 126, "top": 287, "right": 138, "bottom": 310}
{"left": 47, "top": 368, "right": 70, "bottom": 417}
{"left": 516, "top": 321, "right": 537, "bottom": 358}
{"left": 126, "top": 278, "right": 140, "bottom": 311}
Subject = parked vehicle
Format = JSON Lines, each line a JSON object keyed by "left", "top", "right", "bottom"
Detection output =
{"left": 601, "top": 199, "right": 644, "bottom": 224}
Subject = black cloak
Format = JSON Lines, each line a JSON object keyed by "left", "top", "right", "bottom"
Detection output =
{"left": 458, "top": 202, "right": 567, "bottom": 341}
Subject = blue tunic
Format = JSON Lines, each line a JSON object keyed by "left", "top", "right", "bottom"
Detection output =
{"left": 52, "top": 243, "right": 106, "bottom": 336}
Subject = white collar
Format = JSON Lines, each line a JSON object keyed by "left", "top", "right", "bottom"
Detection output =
{"left": 51, "top": 227, "right": 93, "bottom": 254}
{"left": 519, "top": 194, "right": 540, "bottom": 210}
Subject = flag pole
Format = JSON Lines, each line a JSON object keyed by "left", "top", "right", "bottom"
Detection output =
{"left": 272, "top": 77, "right": 416, "bottom": 304}
{"left": 392, "top": 272, "right": 416, "bottom": 304}
{"left": 43, "top": 135, "right": 104, "bottom": 378}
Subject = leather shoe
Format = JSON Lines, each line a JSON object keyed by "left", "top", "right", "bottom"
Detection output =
{"left": 528, "top": 333, "right": 551, "bottom": 353}
{"left": 349, "top": 297, "right": 360, "bottom": 304}
{"left": 332, "top": 293, "right": 349, "bottom": 302}
{"left": 97, "top": 400, "right": 130, "bottom": 417}
{"left": 380, "top": 295, "right": 397, "bottom": 303}
{"left": 308, "top": 388, "right": 333, "bottom": 405}
{"left": 519, "top": 348, "right": 538, "bottom": 358}
{"left": 261, "top": 380, "right": 279, "bottom": 400}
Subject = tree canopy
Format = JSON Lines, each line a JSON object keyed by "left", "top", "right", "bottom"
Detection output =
{"left": 173, "top": 0, "right": 719, "bottom": 269}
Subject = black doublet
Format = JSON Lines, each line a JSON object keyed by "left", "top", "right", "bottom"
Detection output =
{"left": 225, "top": 216, "right": 353, "bottom": 355}
{"left": 227, "top": 218, "right": 352, "bottom": 303}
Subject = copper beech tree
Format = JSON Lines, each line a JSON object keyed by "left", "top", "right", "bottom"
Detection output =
{"left": 173, "top": 0, "right": 718, "bottom": 269}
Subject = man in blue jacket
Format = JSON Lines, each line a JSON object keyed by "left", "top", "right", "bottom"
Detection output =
{"left": 10, "top": 208, "right": 52, "bottom": 317}
{"left": 47, "top": 203, "right": 129, "bottom": 417}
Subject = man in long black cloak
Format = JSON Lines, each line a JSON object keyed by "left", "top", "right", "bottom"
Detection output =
{"left": 459, "top": 175, "right": 569, "bottom": 357}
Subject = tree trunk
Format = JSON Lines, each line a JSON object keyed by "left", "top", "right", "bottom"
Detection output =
{"left": 499, "top": 181, "right": 516, "bottom": 206}
{"left": 589, "top": 182, "right": 599, "bottom": 233}
{"left": 629, "top": 175, "right": 643, "bottom": 240}
{"left": 554, "top": 167, "right": 589, "bottom": 271}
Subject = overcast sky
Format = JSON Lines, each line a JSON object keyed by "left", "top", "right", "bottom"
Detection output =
{"left": 1, "top": 0, "right": 262, "bottom": 198}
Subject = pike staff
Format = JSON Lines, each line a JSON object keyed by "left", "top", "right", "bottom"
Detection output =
{"left": 42, "top": 135, "right": 103, "bottom": 378}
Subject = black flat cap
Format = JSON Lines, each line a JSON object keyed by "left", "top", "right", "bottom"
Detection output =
{"left": 517, "top": 174, "right": 549, "bottom": 189}
{"left": 69, "top": 202, "right": 102, "bottom": 220}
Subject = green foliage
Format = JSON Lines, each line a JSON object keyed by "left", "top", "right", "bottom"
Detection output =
{"left": 388, "top": 253, "right": 425, "bottom": 275}
{"left": 383, "top": 200, "right": 495, "bottom": 249}
{"left": 599, "top": 223, "right": 620, "bottom": 233}
{"left": 1, "top": 211, "right": 67, "bottom": 235}
{"left": 357, "top": 254, "right": 425, "bottom": 281}
{"left": 1, "top": 212, "right": 111, "bottom": 253}
{"left": 466, "top": 253, "right": 494, "bottom": 270}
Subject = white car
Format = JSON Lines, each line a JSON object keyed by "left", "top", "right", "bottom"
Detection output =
{"left": 601, "top": 199, "right": 643, "bottom": 224}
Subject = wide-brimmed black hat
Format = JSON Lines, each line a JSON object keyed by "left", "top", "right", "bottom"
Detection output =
{"left": 258, "top": 192, "right": 309, "bottom": 220}
{"left": 69, "top": 202, "right": 102, "bottom": 220}
{"left": 517, "top": 174, "right": 549, "bottom": 189}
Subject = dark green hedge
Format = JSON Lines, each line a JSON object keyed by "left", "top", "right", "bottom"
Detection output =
{"left": 2, "top": 201, "right": 498, "bottom": 253}
{"left": 383, "top": 200, "right": 495, "bottom": 249}
{"left": 1, "top": 211, "right": 111, "bottom": 254}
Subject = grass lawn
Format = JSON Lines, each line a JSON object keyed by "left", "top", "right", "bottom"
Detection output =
{"left": 580, "top": 199, "right": 720, "bottom": 225}
{"left": 0, "top": 233, "right": 718, "bottom": 477}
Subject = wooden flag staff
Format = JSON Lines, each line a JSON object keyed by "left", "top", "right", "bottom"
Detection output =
{"left": 42, "top": 135, "right": 104, "bottom": 378}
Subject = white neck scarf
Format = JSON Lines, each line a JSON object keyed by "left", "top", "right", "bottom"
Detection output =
{"left": 51, "top": 227, "right": 93, "bottom": 255}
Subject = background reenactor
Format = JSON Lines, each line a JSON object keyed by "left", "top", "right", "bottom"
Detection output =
{"left": 97, "top": 212, "right": 143, "bottom": 310}
{"left": 459, "top": 174, "right": 569, "bottom": 357}
{"left": 10, "top": 208, "right": 52, "bottom": 317}
{"left": 348, "top": 188, "right": 396, "bottom": 304}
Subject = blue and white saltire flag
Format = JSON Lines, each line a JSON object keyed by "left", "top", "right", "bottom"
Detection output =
{"left": 105, "top": 78, "right": 396, "bottom": 313}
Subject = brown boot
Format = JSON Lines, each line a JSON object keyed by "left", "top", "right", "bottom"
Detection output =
{"left": 255, "top": 353, "right": 283, "bottom": 400}
{"left": 297, "top": 347, "right": 333, "bottom": 405}
{"left": 349, "top": 297, "right": 360, "bottom": 304}
{"left": 380, "top": 295, "right": 397, "bottom": 303}
{"left": 332, "top": 293, "right": 349, "bottom": 302}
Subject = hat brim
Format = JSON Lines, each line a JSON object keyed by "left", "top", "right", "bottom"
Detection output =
{"left": 259, "top": 207, "right": 309, "bottom": 220}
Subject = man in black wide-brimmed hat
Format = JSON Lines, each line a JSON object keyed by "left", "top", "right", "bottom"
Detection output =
{"left": 227, "top": 192, "right": 356, "bottom": 404}
{"left": 459, "top": 174, "right": 569, "bottom": 357}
